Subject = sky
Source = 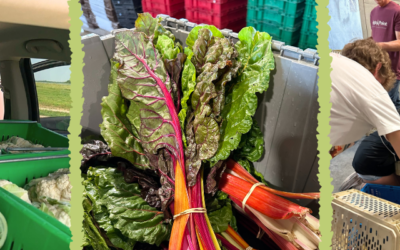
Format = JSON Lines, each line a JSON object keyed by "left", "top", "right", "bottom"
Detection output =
{"left": 31, "top": 58, "right": 71, "bottom": 83}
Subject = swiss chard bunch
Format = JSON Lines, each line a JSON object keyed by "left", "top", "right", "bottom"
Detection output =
{"left": 94, "top": 11, "right": 278, "bottom": 250}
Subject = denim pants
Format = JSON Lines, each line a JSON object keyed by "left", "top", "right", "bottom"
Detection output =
{"left": 389, "top": 79, "right": 400, "bottom": 109}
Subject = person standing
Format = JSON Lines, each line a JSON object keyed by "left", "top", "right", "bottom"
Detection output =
{"left": 371, "top": 0, "right": 400, "bottom": 108}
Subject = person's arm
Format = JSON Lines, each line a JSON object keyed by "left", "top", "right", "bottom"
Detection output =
{"left": 386, "top": 130, "right": 400, "bottom": 158}
{"left": 377, "top": 31, "right": 400, "bottom": 51}
{"left": 377, "top": 11, "right": 400, "bottom": 51}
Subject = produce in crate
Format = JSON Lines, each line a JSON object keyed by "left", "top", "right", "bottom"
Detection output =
{"left": 25, "top": 168, "right": 72, "bottom": 227}
{"left": 82, "top": 13, "right": 320, "bottom": 250}
{"left": 0, "top": 211, "right": 7, "bottom": 249}
{"left": 0, "top": 169, "right": 72, "bottom": 227}
{"left": 0, "top": 180, "right": 31, "bottom": 204}
{"left": 0, "top": 136, "right": 45, "bottom": 153}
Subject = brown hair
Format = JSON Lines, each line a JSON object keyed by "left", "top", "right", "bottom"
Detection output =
{"left": 341, "top": 38, "right": 396, "bottom": 91}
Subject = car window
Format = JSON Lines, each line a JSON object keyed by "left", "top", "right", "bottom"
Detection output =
{"left": 32, "top": 58, "right": 71, "bottom": 135}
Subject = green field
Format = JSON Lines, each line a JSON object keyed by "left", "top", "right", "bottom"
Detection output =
{"left": 36, "top": 82, "right": 71, "bottom": 117}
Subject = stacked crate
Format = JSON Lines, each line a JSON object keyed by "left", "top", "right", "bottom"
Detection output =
{"left": 142, "top": 0, "right": 185, "bottom": 19}
{"left": 112, "top": 0, "right": 143, "bottom": 29}
{"left": 81, "top": 0, "right": 120, "bottom": 31}
{"left": 298, "top": 0, "right": 317, "bottom": 49}
{"left": 246, "top": 0, "right": 306, "bottom": 46}
{"left": 185, "top": 0, "right": 247, "bottom": 32}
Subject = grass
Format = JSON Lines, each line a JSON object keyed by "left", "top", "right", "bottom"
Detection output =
{"left": 40, "top": 109, "right": 69, "bottom": 117}
{"left": 36, "top": 82, "right": 71, "bottom": 117}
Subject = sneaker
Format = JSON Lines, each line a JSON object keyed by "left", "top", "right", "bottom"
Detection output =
{"left": 339, "top": 172, "right": 366, "bottom": 191}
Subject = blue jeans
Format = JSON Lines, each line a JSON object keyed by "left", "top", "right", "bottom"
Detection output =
{"left": 389, "top": 79, "right": 400, "bottom": 109}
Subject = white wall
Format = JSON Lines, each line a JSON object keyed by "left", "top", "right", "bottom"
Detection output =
{"left": 328, "top": 0, "right": 364, "bottom": 50}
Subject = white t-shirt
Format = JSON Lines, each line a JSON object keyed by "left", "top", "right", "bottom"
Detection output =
{"left": 329, "top": 53, "right": 400, "bottom": 146}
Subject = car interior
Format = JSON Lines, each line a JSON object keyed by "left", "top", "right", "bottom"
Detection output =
{"left": 0, "top": 0, "right": 71, "bottom": 135}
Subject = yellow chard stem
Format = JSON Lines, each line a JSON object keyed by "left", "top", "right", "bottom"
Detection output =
{"left": 200, "top": 168, "right": 221, "bottom": 250}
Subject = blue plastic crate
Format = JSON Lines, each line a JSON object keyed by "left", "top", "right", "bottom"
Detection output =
{"left": 361, "top": 183, "right": 400, "bottom": 205}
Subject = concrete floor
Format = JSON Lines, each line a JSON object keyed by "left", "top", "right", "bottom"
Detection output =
{"left": 329, "top": 137, "right": 366, "bottom": 193}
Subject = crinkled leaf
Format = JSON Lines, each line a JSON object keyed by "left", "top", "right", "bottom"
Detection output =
{"left": 191, "top": 29, "right": 214, "bottom": 74}
{"left": 234, "top": 119, "right": 264, "bottom": 162}
{"left": 186, "top": 25, "right": 224, "bottom": 50}
{"left": 206, "top": 191, "right": 232, "bottom": 233}
{"left": 85, "top": 168, "right": 171, "bottom": 246}
{"left": 205, "top": 160, "right": 226, "bottom": 195}
{"left": 100, "top": 60, "right": 149, "bottom": 169}
{"left": 178, "top": 47, "right": 197, "bottom": 147}
{"left": 184, "top": 112, "right": 202, "bottom": 186}
{"left": 156, "top": 35, "right": 180, "bottom": 60}
{"left": 210, "top": 27, "right": 274, "bottom": 163}
{"left": 196, "top": 117, "right": 220, "bottom": 159}
{"left": 164, "top": 53, "right": 187, "bottom": 111}
{"left": 80, "top": 140, "right": 112, "bottom": 173}
{"left": 185, "top": 29, "right": 240, "bottom": 186}
{"left": 118, "top": 153, "right": 173, "bottom": 213}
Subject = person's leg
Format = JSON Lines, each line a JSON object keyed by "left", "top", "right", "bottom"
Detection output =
{"left": 362, "top": 173, "right": 400, "bottom": 186}
{"left": 352, "top": 131, "right": 398, "bottom": 176}
{"left": 388, "top": 79, "right": 400, "bottom": 109}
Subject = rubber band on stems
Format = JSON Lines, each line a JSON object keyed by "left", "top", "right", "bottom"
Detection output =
{"left": 173, "top": 207, "right": 207, "bottom": 220}
{"left": 242, "top": 182, "right": 265, "bottom": 211}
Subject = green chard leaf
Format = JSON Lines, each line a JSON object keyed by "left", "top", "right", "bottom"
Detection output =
{"left": 156, "top": 35, "right": 180, "bottom": 60}
{"left": 100, "top": 60, "right": 149, "bottom": 169}
{"left": 234, "top": 118, "right": 264, "bottom": 162}
{"left": 229, "top": 214, "right": 238, "bottom": 232}
{"left": 178, "top": 47, "right": 197, "bottom": 147}
{"left": 135, "top": 13, "right": 175, "bottom": 43}
{"left": 83, "top": 212, "right": 110, "bottom": 250}
{"left": 113, "top": 31, "right": 182, "bottom": 159}
{"left": 206, "top": 191, "right": 233, "bottom": 233}
{"left": 84, "top": 168, "right": 171, "bottom": 247}
{"left": 236, "top": 158, "right": 268, "bottom": 185}
{"left": 84, "top": 178, "right": 135, "bottom": 250}
{"left": 210, "top": 26, "right": 274, "bottom": 164}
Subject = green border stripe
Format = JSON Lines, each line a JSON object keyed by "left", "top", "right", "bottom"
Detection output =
{"left": 316, "top": 0, "right": 333, "bottom": 249}
{"left": 68, "top": 0, "right": 84, "bottom": 249}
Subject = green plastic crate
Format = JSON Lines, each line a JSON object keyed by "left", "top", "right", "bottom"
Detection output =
{"left": 305, "top": 0, "right": 316, "bottom": 5}
{"left": 303, "top": 2, "right": 317, "bottom": 19}
{"left": 247, "top": 6, "right": 305, "bottom": 29}
{"left": 301, "top": 15, "right": 318, "bottom": 34}
{"left": 0, "top": 156, "right": 71, "bottom": 250}
{"left": 0, "top": 121, "right": 70, "bottom": 160}
{"left": 298, "top": 30, "right": 317, "bottom": 49}
{"left": 247, "top": 0, "right": 305, "bottom": 15}
{"left": 247, "top": 20, "right": 301, "bottom": 46}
